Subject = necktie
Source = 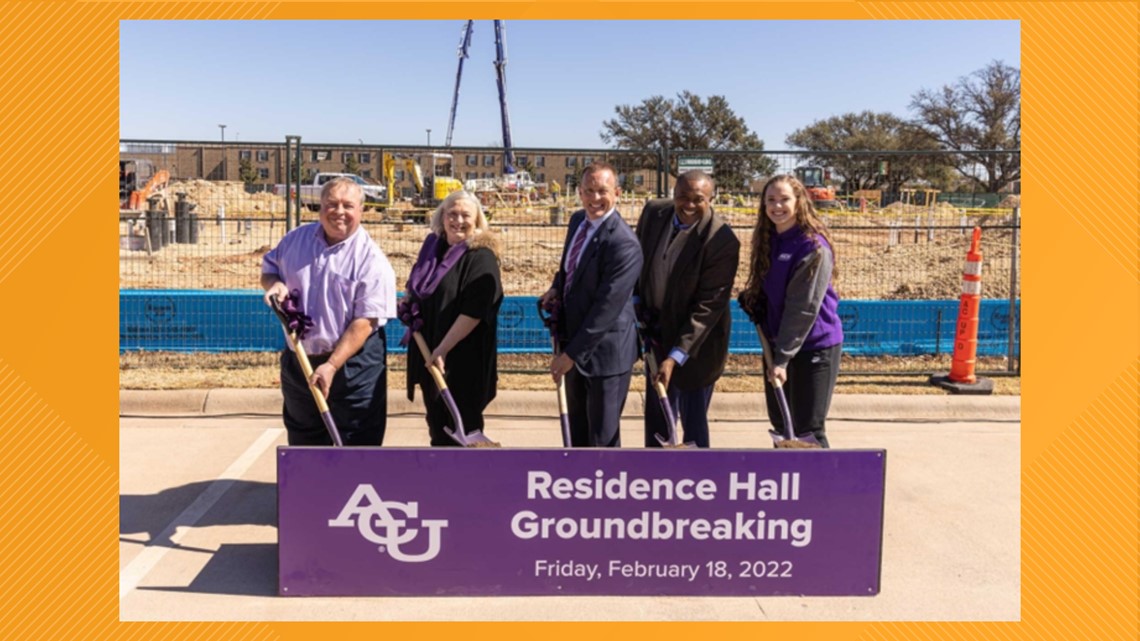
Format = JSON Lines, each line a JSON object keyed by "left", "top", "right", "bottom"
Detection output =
{"left": 563, "top": 223, "right": 590, "bottom": 292}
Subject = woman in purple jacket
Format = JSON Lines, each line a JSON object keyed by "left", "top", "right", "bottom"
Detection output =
{"left": 739, "top": 175, "right": 843, "bottom": 448}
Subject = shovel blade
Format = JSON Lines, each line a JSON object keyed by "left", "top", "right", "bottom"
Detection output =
{"left": 445, "top": 426, "right": 501, "bottom": 448}
{"left": 769, "top": 429, "right": 822, "bottom": 449}
{"left": 655, "top": 432, "right": 698, "bottom": 449}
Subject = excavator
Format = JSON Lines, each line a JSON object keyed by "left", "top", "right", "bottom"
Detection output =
{"left": 382, "top": 152, "right": 463, "bottom": 209}
{"left": 120, "top": 158, "right": 170, "bottom": 211}
{"left": 793, "top": 166, "right": 842, "bottom": 211}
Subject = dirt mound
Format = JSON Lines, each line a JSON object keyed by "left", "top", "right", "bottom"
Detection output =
{"left": 168, "top": 180, "right": 287, "bottom": 216}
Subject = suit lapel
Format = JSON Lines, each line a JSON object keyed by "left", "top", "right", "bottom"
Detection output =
{"left": 561, "top": 211, "right": 587, "bottom": 274}
{"left": 577, "top": 211, "right": 616, "bottom": 273}
{"left": 649, "top": 205, "right": 671, "bottom": 255}
{"left": 668, "top": 208, "right": 712, "bottom": 283}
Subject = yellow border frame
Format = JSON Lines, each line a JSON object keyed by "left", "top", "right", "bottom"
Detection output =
{"left": 1, "top": 1, "right": 1136, "bottom": 638}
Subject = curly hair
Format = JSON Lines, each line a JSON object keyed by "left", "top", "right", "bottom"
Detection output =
{"left": 740, "top": 174, "right": 837, "bottom": 314}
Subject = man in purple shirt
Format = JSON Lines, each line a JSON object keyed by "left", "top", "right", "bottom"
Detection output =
{"left": 262, "top": 176, "right": 397, "bottom": 445}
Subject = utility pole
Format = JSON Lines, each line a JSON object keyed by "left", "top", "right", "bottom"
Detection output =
{"left": 218, "top": 124, "right": 228, "bottom": 180}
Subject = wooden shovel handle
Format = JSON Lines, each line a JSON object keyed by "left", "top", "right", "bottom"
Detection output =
{"left": 412, "top": 331, "right": 449, "bottom": 392}
{"left": 269, "top": 294, "right": 331, "bottom": 411}
{"left": 292, "top": 340, "right": 332, "bottom": 412}
{"left": 754, "top": 325, "right": 784, "bottom": 390}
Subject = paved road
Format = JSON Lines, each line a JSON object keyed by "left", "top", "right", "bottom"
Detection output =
{"left": 119, "top": 392, "right": 1019, "bottom": 621}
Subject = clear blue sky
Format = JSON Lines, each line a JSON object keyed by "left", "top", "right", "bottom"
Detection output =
{"left": 121, "top": 20, "right": 1019, "bottom": 150}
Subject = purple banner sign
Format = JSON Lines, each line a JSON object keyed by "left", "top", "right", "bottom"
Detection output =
{"left": 278, "top": 448, "right": 886, "bottom": 597}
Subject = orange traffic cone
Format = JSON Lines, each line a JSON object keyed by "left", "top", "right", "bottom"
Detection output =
{"left": 931, "top": 226, "right": 993, "bottom": 394}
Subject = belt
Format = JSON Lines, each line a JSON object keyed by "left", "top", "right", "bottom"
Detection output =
{"left": 301, "top": 330, "right": 384, "bottom": 362}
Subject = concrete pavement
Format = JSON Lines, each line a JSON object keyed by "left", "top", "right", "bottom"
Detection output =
{"left": 119, "top": 390, "right": 1019, "bottom": 621}
{"left": 120, "top": 388, "right": 1021, "bottom": 421}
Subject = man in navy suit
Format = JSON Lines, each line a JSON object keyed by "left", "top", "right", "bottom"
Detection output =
{"left": 540, "top": 163, "right": 643, "bottom": 447}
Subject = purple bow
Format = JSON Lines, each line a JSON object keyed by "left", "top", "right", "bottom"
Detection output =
{"left": 397, "top": 297, "right": 423, "bottom": 346}
{"left": 636, "top": 305, "right": 663, "bottom": 360}
{"left": 638, "top": 303, "right": 665, "bottom": 335}
{"left": 281, "top": 290, "right": 314, "bottom": 340}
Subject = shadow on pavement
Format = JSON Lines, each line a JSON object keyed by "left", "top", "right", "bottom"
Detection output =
{"left": 136, "top": 543, "right": 279, "bottom": 597}
{"left": 121, "top": 479, "right": 277, "bottom": 547}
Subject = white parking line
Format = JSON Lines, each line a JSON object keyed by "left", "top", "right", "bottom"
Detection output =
{"left": 119, "top": 427, "right": 284, "bottom": 599}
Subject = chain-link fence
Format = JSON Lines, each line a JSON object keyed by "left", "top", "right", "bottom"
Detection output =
{"left": 120, "top": 141, "right": 1020, "bottom": 376}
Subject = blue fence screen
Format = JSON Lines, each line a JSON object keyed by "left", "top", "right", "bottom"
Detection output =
{"left": 120, "top": 290, "right": 1019, "bottom": 357}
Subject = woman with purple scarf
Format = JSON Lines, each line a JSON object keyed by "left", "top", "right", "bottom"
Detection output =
{"left": 399, "top": 191, "right": 503, "bottom": 446}
{"left": 739, "top": 175, "right": 844, "bottom": 448}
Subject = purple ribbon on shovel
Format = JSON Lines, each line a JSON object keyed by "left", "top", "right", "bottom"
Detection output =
{"left": 280, "top": 290, "right": 315, "bottom": 340}
{"left": 397, "top": 298, "right": 424, "bottom": 346}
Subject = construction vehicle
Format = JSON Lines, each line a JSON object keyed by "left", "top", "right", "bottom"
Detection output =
{"left": 464, "top": 169, "right": 539, "bottom": 194}
{"left": 444, "top": 21, "right": 548, "bottom": 200}
{"left": 120, "top": 158, "right": 170, "bottom": 211}
{"left": 271, "top": 172, "right": 386, "bottom": 211}
{"left": 793, "top": 166, "right": 842, "bottom": 211}
{"left": 383, "top": 152, "right": 463, "bottom": 209}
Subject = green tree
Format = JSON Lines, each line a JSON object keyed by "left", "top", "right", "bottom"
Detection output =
{"left": 286, "top": 154, "right": 304, "bottom": 185}
{"left": 343, "top": 153, "right": 360, "bottom": 175}
{"left": 601, "top": 91, "right": 777, "bottom": 190}
{"left": 909, "top": 60, "right": 1020, "bottom": 192}
{"left": 786, "top": 111, "right": 947, "bottom": 192}
{"left": 515, "top": 158, "right": 537, "bottom": 180}
{"left": 238, "top": 156, "right": 259, "bottom": 186}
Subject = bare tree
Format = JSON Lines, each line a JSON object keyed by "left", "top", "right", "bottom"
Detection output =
{"left": 786, "top": 111, "right": 952, "bottom": 192}
{"left": 910, "top": 60, "right": 1020, "bottom": 192}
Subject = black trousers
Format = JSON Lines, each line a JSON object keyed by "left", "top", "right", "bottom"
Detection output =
{"left": 645, "top": 380, "right": 714, "bottom": 448}
{"left": 280, "top": 330, "right": 387, "bottom": 446}
{"left": 763, "top": 343, "right": 841, "bottom": 448}
{"left": 565, "top": 368, "right": 631, "bottom": 448}
{"left": 418, "top": 373, "right": 490, "bottom": 447}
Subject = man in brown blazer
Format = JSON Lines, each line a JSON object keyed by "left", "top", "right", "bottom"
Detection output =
{"left": 635, "top": 170, "right": 740, "bottom": 448}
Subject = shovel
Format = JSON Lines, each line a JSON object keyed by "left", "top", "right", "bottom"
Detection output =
{"left": 643, "top": 349, "right": 695, "bottom": 449}
{"left": 755, "top": 326, "right": 822, "bottom": 449}
{"left": 269, "top": 294, "right": 344, "bottom": 447}
{"left": 537, "top": 301, "right": 573, "bottom": 447}
{"left": 411, "top": 331, "right": 500, "bottom": 448}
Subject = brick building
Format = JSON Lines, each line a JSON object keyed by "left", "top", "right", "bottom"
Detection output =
{"left": 120, "top": 140, "right": 663, "bottom": 198}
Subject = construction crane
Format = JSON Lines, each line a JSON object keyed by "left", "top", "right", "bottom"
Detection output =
{"left": 444, "top": 20, "right": 517, "bottom": 175}
{"left": 492, "top": 20, "right": 516, "bottom": 175}
{"left": 443, "top": 21, "right": 473, "bottom": 149}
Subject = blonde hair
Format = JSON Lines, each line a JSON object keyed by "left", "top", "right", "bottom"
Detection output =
{"left": 429, "top": 190, "right": 490, "bottom": 239}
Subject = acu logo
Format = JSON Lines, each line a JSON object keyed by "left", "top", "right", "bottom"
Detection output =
{"left": 328, "top": 484, "right": 448, "bottom": 563}
{"left": 145, "top": 297, "right": 176, "bottom": 324}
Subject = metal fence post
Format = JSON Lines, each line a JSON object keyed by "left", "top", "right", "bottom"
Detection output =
{"left": 1008, "top": 205, "right": 1020, "bottom": 373}
{"left": 285, "top": 135, "right": 302, "bottom": 231}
